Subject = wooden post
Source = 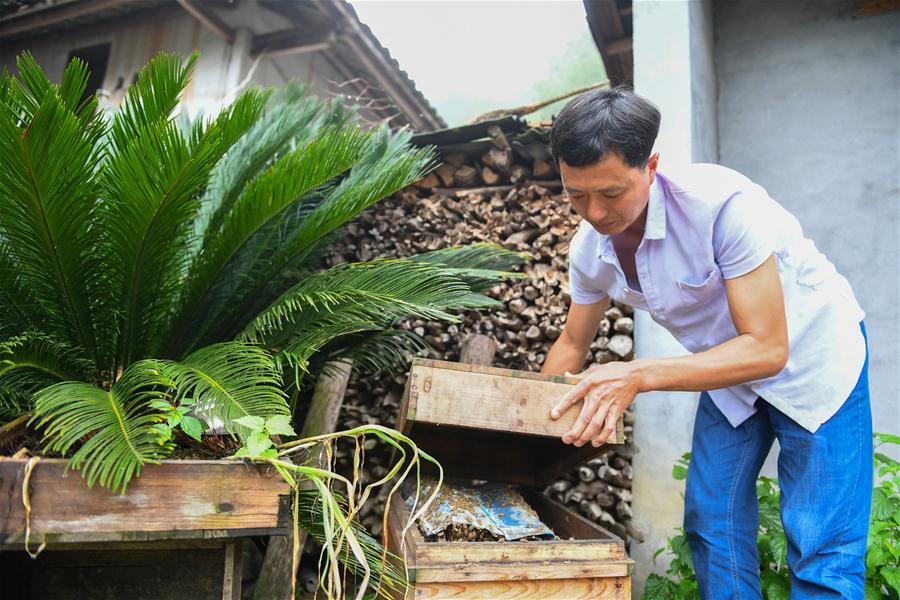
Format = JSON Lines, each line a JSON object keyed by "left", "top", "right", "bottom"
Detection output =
{"left": 459, "top": 334, "right": 497, "bottom": 367}
{"left": 253, "top": 361, "right": 352, "bottom": 600}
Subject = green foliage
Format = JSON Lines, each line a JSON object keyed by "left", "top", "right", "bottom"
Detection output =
{"left": 232, "top": 414, "right": 296, "bottom": 460}
{"left": 868, "top": 433, "right": 900, "bottom": 599}
{"left": 644, "top": 434, "right": 900, "bottom": 599}
{"left": 148, "top": 397, "right": 207, "bottom": 445}
{"left": 0, "top": 51, "right": 522, "bottom": 497}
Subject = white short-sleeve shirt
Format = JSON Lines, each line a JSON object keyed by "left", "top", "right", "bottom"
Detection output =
{"left": 568, "top": 163, "right": 866, "bottom": 433}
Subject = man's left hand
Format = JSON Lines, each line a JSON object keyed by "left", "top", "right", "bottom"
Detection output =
{"left": 549, "top": 361, "right": 641, "bottom": 447}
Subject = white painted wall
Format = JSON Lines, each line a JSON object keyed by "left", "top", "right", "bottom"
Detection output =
{"left": 631, "top": 1, "right": 899, "bottom": 596}
{"left": 630, "top": 0, "right": 715, "bottom": 594}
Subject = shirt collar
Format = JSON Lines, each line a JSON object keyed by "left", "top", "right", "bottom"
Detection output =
{"left": 595, "top": 176, "right": 667, "bottom": 259}
{"left": 643, "top": 176, "right": 667, "bottom": 240}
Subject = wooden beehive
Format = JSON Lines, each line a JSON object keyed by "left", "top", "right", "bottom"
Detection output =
{"left": 387, "top": 358, "right": 632, "bottom": 599}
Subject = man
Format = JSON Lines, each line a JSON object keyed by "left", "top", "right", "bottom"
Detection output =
{"left": 541, "top": 88, "right": 871, "bottom": 598}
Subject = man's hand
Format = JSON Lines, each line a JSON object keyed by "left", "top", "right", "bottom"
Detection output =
{"left": 549, "top": 361, "right": 641, "bottom": 447}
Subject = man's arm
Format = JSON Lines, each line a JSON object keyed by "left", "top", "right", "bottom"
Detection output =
{"left": 550, "top": 255, "right": 788, "bottom": 447}
{"left": 541, "top": 297, "right": 610, "bottom": 376}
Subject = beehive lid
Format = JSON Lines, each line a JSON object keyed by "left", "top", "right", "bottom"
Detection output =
{"left": 396, "top": 358, "right": 624, "bottom": 486}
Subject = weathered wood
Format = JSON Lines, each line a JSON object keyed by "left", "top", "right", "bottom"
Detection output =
{"left": 223, "top": 540, "right": 243, "bottom": 600}
{"left": 300, "top": 360, "right": 353, "bottom": 438}
{"left": 0, "top": 459, "right": 290, "bottom": 545}
{"left": 453, "top": 165, "right": 479, "bottom": 187}
{"left": 435, "top": 163, "right": 458, "bottom": 187}
{"left": 459, "top": 334, "right": 497, "bottom": 367}
{"left": 253, "top": 360, "right": 352, "bottom": 600}
{"left": 413, "top": 173, "right": 440, "bottom": 189}
{"left": 411, "top": 577, "right": 630, "bottom": 599}
{"left": 403, "top": 358, "right": 625, "bottom": 443}
{"left": 385, "top": 486, "right": 632, "bottom": 598}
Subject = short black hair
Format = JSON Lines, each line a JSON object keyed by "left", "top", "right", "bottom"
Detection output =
{"left": 550, "top": 87, "right": 661, "bottom": 169}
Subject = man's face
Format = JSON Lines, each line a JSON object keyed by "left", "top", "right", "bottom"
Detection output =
{"left": 560, "top": 152, "right": 659, "bottom": 236}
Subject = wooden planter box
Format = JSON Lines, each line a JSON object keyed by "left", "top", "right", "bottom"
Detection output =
{"left": 0, "top": 457, "right": 291, "bottom": 545}
{"left": 387, "top": 359, "right": 633, "bottom": 599}
{"left": 0, "top": 419, "right": 292, "bottom": 599}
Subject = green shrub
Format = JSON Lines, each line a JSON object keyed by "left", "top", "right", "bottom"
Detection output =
{"left": 644, "top": 433, "right": 900, "bottom": 599}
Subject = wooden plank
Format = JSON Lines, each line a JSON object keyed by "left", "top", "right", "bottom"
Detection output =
{"left": 0, "top": 459, "right": 291, "bottom": 544}
{"left": 522, "top": 489, "right": 623, "bottom": 543}
{"left": 412, "top": 576, "right": 630, "bottom": 599}
{"left": 175, "top": 0, "right": 234, "bottom": 43}
{"left": 222, "top": 540, "right": 242, "bottom": 600}
{"left": 414, "top": 560, "right": 631, "bottom": 583}
{"left": 406, "top": 359, "right": 624, "bottom": 443}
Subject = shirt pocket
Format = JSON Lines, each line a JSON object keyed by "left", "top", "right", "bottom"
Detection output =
{"left": 676, "top": 268, "right": 724, "bottom": 306}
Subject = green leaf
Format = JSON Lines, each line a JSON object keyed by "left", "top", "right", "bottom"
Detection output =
{"left": 671, "top": 533, "right": 694, "bottom": 572}
{"left": 672, "top": 464, "right": 688, "bottom": 480}
{"left": 0, "top": 74, "right": 103, "bottom": 357}
{"left": 244, "top": 429, "right": 273, "bottom": 457}
{"left": 643, "top": 574, "right": 677, "bottom": 600}
{"left": 179, "top": 415, "right": 204, "bottom": 441}
{"left": 865, "top": 583, "right": 886, "bottom": 600}
{"left": 761, "top": 569, "right": 790, "bottom": 600}
{"left": 265, "top": 414, "right": 295, "bottom": 436}
{"left": 149, "top": 400, "right": 173, "bottom": 411}
{"left": 875, "top": 432, "right": 900, "bottom": 446}
{"left": 30, "top": 359, "right": 174, "bottom": 493}
{"left": 883, "top": 567, "right": 900, "bottom": 595}
{"left": 873, "top": 488, "right": 894, "bottom": 520}
{"left": 234, "top": 415, "right": 266, "bottom": 430}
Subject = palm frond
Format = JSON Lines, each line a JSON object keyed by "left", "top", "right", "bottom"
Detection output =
{"left": 191, "top": 83, "right": 324, "bottom": 248}
{"left": 0, "top": 387, "right": 31, "bottom": 423}
{"left": 100, "top": 81, "right": 268, "bottom": 367}
{"left": 0, "top": 332, "right": 96, "bottom": 392}
{"left": 314, "top": 329, "right": 430, "bottom": 379}
{"left": 169, "top": 126, "right": 371, "bottom": 354}
{"left": 30, "top": 360, "right": 173, "bottom": 493}
{"left": 160, "top": 342, "right": 289, "bottom": 439}
{"left": 107, "top": 52, "right": 197, "bottom": 154}
{"left": 240, "top": 260, "right": 496, "bottom": 378}
{"left": 0, "top": 67, "right": 104, "bottom": 357}
{"left": 0, "top": 243, "right": 43, "bottom": 337}
{"left": 411, "top": 243, "right": 528, "bottom": 292}
{"left": 212, "top": 126, "right": 435, "bottom": 342}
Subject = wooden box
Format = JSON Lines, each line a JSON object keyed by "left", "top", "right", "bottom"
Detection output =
{"left": 0, "top": 457, "right": 291, "bottom": 545}
{"left": 388, "top": 359, "right": 633, "bottom": 599}
{"left": 0, "top": 417, "right": 291, "bottom": 599}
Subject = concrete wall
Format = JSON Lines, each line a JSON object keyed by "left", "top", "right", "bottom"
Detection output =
{"left": 632, "top": 0, "right": 899, "bottom": 594}
{"left": 630, "top": 0, "right": 716, "bottom": 594}
{"left": 715, "top": 1, "right": 900, "bottom": 452}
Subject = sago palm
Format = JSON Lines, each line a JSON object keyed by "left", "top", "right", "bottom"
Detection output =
{"left": 0, "top": 51, "right": 521, "bottom": 496}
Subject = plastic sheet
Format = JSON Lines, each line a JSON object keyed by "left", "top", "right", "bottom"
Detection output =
{"left": 406, "top": 478, "right": 555, "bottom": 542}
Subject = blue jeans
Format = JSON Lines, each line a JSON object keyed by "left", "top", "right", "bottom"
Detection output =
{"left": 684, "top": 323, "right": 872, "bottom": 599}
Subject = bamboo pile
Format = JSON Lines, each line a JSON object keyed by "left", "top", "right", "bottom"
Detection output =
{"left": 322, "top": 122, "right": 641, "bottom": 545}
